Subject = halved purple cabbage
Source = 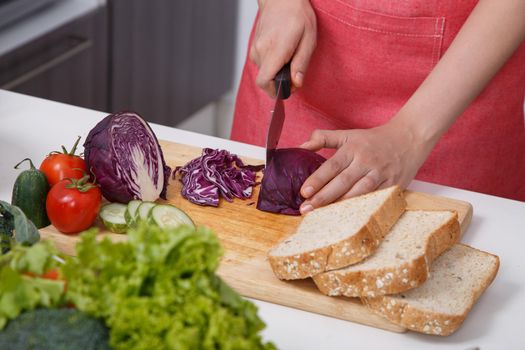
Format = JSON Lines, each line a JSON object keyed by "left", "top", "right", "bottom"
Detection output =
{"left": 176, "top": 148, "right": 263, "bottom": 206}
{"left": 257, "top": 148, "right": 326, "bottom": 215}
{"left": 83, "top": 111, "right": 171, "bottom": 203}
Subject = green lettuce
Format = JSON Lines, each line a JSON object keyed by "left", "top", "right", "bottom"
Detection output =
{"left": 63, "top": 224, "right": 276, "bottom": 350}
{"left": 0, "top": 241, "right": 65, "bottom": 329}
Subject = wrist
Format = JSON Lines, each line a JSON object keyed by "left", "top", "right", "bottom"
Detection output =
{"left": 388, "top": 111, "right": 440, "bottom": 155}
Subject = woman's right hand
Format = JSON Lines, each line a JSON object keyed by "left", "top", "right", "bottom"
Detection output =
{"left": 250, "top": 0, "right": 317, "bottom": 97}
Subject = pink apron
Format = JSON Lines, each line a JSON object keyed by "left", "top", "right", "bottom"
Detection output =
{"left": 231, "top": 0, "right": 525, "bottom": 201}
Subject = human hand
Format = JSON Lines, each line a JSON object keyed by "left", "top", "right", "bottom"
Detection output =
{"left": 299, "top": 120, "right": 435, "bottom": 213}
{"left": 250, "top": 0, "right": 317, "bottom": 96}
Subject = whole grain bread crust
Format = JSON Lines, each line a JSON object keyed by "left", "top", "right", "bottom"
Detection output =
{"left": 268, "top": 186, "right": 406, "bottom": 280}
{"left": 312, "top": 210, "right": 461, "bottom": 297}
{"left": 362, "top": 244, "right": 500, "bottom": 336}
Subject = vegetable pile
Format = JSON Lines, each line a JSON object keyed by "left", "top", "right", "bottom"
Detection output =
{"left": 0, "top": 224, "right": 275, "bottom": 350}
{"left": 2, "top": 110, "right": 284, "bottom": 348}
{"left": 8, "top": 111, "right": 174, "bottom": 235}
{"left": 0, "top": 240, "right": 64, "bottom": 329}
{"left": 257, "top": 148, "right": 326, "bottom": 215}
{"left": 8, "top": 137, "right": 101, "bottom": 236}
{"left": 176, "top": 148, "right": 263, "bottom": 206}
{"left": 84, "top": 111, "right": 171, "bottom": 203}
{"left": 64, "top": 224, "right": 274, "bottom": 349}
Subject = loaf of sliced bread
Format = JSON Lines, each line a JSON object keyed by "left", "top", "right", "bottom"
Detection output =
{"left": 268, "top": 186, "right": 406, "bottom": 280}
{"left": 362, "top": 244, "right": 500, "bottom": 336}
{"left": 313, "top": 210, "right": 460, "bottom": 297}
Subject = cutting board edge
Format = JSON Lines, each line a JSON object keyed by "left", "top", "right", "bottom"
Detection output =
{"left": 404, "top": 189, "right": 473, "bottom": 234}
{"left": 216, "top": 267, "right": 407, "bottom": 333}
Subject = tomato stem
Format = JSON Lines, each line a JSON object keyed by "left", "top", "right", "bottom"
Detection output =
{"left": 65, "top": 174, "right": 98, "bottom": 193}
{"left": 48, "top": 136, "right": 82, "bottom": 157}
{"left": 14, "top": 158, "right": 36, "bottom": 170}
{"left": 68, "top": 136, "right": 81, "bottom": 156}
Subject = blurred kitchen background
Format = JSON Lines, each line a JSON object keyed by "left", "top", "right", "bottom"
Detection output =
{"left": 0, "top": 0, "right": 258, "bottom": 139}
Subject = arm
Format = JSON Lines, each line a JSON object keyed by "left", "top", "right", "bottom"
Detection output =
{"left": 300, "top": 0, "right": 525, "bottom": 213}
{"left": 393, "top": 0, "right": 525, "bottom": 148}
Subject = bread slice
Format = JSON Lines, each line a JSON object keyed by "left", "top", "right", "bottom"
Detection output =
{"left": 313, "top": 210, "right": 460, "bottom": 297}
{"left": 362, "top": 244, "right": 500, "bottom": 336}
{"left": 268, "top": 186, "right": 406, "bottom": 280}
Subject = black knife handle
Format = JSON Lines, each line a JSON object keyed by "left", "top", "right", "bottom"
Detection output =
{"left": 274, "top": 63, "right": 291, "bottom": 100}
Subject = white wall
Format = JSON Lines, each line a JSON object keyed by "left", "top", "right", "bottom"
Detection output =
{"left": 216, "top": 0, "right": 258, "bottom": 139}
{"left": 176, "top": 1, "right": 258, "bottom": 139}
{"left": 233, "top": 1, "right": 258, "bottom": 95}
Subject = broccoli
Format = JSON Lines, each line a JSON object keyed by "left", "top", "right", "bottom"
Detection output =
{"left": 0, "top": 308, "right": 111, "bottom": 350}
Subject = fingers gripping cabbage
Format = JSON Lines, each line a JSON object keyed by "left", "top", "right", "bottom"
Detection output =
{"left": 257, "top": 148, "right": 326, "bottom": 215}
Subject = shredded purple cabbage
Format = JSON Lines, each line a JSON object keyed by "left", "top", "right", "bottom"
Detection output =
{"left": 176, "top": 148, "right": 264, "bottom": 206}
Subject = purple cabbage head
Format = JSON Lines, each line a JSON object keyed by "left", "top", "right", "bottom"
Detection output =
{"left": 83, "top": 111, "right": 171, "bottom": 203}
{"left": 257, "top": 148, "right": 326, "bottom": 215}
{"left": 177, "top": 148, "right": 263, "bottom": 206}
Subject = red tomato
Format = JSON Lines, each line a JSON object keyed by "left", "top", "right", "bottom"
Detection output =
{"left": 41, "top": 268, "right": 61, "bottom": 280}
{"left": 40, "top": 136, "right": 87, "bottom": 186}
{"left": 46, "top": 177, "right": 101, "bottom": 234}
{"left": 40, "top": 155, "right": 86, "bottom": 186}
{"left": 25, "top": 268, "right": 61, "bottom": 280}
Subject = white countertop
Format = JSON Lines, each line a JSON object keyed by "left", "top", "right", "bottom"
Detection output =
{"left": 0, "top": 89, "right": 523, "bottom": 350}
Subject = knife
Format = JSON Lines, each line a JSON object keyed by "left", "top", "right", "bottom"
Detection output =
{"left": 266, "top": 63, "right": 292, "bottom": 164}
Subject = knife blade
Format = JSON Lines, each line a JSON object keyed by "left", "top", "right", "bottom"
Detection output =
{"left": 266, "top": 63, "right": 291, "bottom": 164}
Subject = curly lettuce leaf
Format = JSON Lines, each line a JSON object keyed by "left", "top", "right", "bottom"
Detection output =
{"left": 0, "top": 241, "right": 64, "bottom": 329}
{"left": 63, "top": 223, "right": 275, "bottom": 350}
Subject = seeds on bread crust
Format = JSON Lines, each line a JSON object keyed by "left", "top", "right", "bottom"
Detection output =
{"left": 268, "top": 186, "right": 406, "bottom": 280}
{"left": 362, "top": 244, "right": 500, "bottom": 336}
{"left": 313, "top": 210, "right": 460, "bottom": 296}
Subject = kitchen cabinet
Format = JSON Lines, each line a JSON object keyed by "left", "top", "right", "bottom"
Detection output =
{"left": 0, "top": 7, "right": 108, "bottom": 111}
{"left": 0, "top": 0, "right": 238, "bottom": 127}
{"left": 109, "top": 0, "right": 238, "bottom": 126}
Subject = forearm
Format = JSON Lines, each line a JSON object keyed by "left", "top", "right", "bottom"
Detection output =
{"left": 392, "top": 0, "right": 525, "bottom": 146}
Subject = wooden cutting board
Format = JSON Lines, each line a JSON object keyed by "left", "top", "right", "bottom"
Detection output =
{"left": 40, "top": 140, "right": 473, "bottom": 333}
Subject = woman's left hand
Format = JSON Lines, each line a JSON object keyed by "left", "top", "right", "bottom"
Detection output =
{"left": 299, "top": 119, "right": 434, "bottom": 214}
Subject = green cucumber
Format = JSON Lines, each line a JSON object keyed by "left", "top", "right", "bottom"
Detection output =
{"left": 124, "top": 200, "right": 142, "bottom": 226}
{"left": 99, "top": 203, "right": 128, "bottom": 233}
{"left": 149, "top": 204, "right": 195, "bottom": 229}
{"left": 11, "top": 158, "right": 50, "bottom": 229}
{"left": 137, "top": 202, "right": 157, "bottom": 223}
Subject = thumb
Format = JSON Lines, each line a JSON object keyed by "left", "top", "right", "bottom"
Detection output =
{"left": 290, "top": 27, "right": 316, "bottom": 89}
{"left": 300, "top": 129, "right": 341, "bottom": 151}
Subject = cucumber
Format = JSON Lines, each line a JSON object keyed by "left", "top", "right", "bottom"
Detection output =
{"left": 124, "top": 200, "right": 142, "bottom": 226}
{"left": 137, "top": 202, "right": 157, "bottom": 223}
{"left": 149, "top": 204, "right": 195, "bottom": 229}
{"left": 99, "top": 203, "right": 128, "bottom": 233}
{"left": 11, "top": 158, "right": 50, "bottom": 229}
